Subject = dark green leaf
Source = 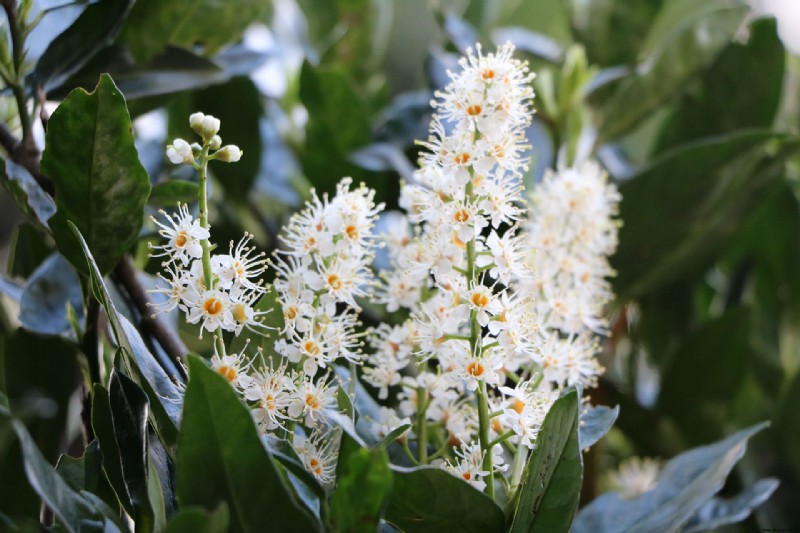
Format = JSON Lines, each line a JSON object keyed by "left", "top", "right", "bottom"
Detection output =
{"left": 11, "top": 419, "right": 103, "bottom": 532}
{"left": 572, "top": 422, "right": 769, "bottom": 533}
{"left": 596, "top": 0, "right": 750, "bottom": 142}
{"left": 682, "top": 478, "right": 779, "bottom": 532}
{"left": 70, "top": 223, "right": 183, "bottom": 448}
{"left": 372, "top": 424, "right": 412, "bottom": 450}
{"left": 43, "top": 74, "right": 151, "bottom": 275}
{"left": 657, "top": 19, "right": 785, "bottom": 152}
{"left": 120, "top": 0, "right": 268, "bottom": 63}
{"left": 331, "top": 432, "right": 393, "bottom": 532}
{"left": 578, "top": 404, "right": 619, "bottom": 450}
{"left": 31, "top": 0, "right": 135, "bottom": 94}
{"left": 385, "top": 465, "right": 505, "bottom": 533}
{"left": 149, "top": 181, "right": 199, "bottom": 207}
{"left": 92, "top": 383, "right": 133, "bottom": 517}
{"left": 657, "top": 308, "right": 751, "bottom": 445}
{"left": 0, "top": 413, "right": 40, "bottom": 521}
{"left": 177, "top": 356, "right": 318, "bottom": 533}
{"left": 612, "top": 132, "right": 800, "bottom": 298}
{"left": 1, "top": 158, "right": 57, "bottom": 228}
{"left": 109, "top": 370, "right": 154, "bottom": 531}
{"left": 7, "top": 223, "right": 52, "bottom": 279}
{"left": 163, "top": 504, "right": 230, "bottom": 533}
{"left": 507, "top": 388, "right": 582, "bottom": 533}
{"left": 56, "top": 441, "right": 121, "bottom": 519}
{"left": 19, "top": 254, "right": 84, "bottom": 335}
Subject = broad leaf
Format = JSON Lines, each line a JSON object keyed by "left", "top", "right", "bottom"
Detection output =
{"left": 19, "top": 253, "right": 84, "bottom": 336}
{"left": 176, "top": 356, "right": 317, "bottom": 533}
{"left": 507, "top": 388, "right": 582, "bottom": 533}
{"left": 31, "top": 0, "right": 135, "bottom": 94}
{"left": 1, "top": 158, "right": 56, "bottom": 228}
{"left": 149, "top": 181, "right": 199, "bottom": 207}
{"left": 572, "top": 422, "right": 769, "bottom": 533}
{"left": 682, "top": 478, "right": 779, "bottom": 532}
{"left": 579, "top": 404, "right": 620, "bottom": 450}
{"left": 8, "top": 223, "right": 52, "bottom": 278}
{"left": 596, "top": 0, "right": 750, "bottom": 142}
{"left": 385, "top": 466, "right": 505, "bottom": 533}
{"left": 612, "top": 132, "right": 800, "bottom": 298}
{"left": 331, "top": 432, "right": 393, "bottom": 532}
{"left": 43, "top": 74, "right": 151, "bottom": 275}
{"left": 121, "top": 0, "right": 268, "bottom": 62}
{"left": 92, "top": 383, "right": 133, "bottom": 517}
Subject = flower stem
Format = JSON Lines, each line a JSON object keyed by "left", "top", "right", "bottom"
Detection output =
{"left": 416, "top": 384, "right": 429, "bottom": 464}
{"left": 510, "top": 442, "right": 528, "bottom": 496}
{"left": 197, "top": 146, "right": 213, "bottom": 289}
{"left": 477, "top": 379, "right": 495, "bottom": 499}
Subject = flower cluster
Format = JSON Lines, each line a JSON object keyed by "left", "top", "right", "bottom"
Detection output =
{"left": 152, "top": 113, "right": 383, "bottom": 488}
{"left": 362, "top": 43, "right": 620, "bottom": 496}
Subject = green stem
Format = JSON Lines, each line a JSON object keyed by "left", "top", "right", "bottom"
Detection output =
{"left": 477, "top": 379, "right": 495, "bottom": 499}
{"left": 416, "top": 384, "right": 429, "bottom": 464}
{"left": 3, "top": 1, "right": 32, "bottom": 146}
{"left": 488, "top": 430, "right": 515, "bottom": 449}
{"left": 510, "top": 443, "right": 528, "bottom": 496}
{"left": 197, "top": 146, "right": 213, "bottom": 289}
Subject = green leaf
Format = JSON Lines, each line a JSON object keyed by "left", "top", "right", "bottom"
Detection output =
{"left": 163, "top": 504, "right": 230, "bottom": 533}
{"left": 372, "top": 424, "right": 412, "bottom": 450}
{"left": 385, "top": 466, "right": 505, "bottom": 533}
{"left": 612, "top": 132, "right": 800, "bottom": 298}
{"left": 578, "top": 405, "right": 619, "bottom": 450}
{"left": 31, "top": 0, "right": 134, "bottom": 94}
{"left": 176, "top": 356, "right": 318, "bottom": 533}
{"left": 331, "top": 432, "right": 393, "bottom": 533}
{"left": 656, "top": 19, "right": 785, "bottom": 152}
{"left": 19, "top": 254, "right": 84, "bottom": 336}
{"left": 92, "top": 383, "right": 133, "bottom": 517}
{"left": 56, "top": 440, "right": 120, "bottom": 516}
{"left": 681, "top": 478, "right": 779, "bottom": 532}
{"left": 70, "top": 222, "right": 183, "bottom": 448}
{"left": 657, "top": 308, "right": 751, "bottom": 445}
{"left": 120, "top": 0, "right": 268, "bottom": 63}
{"left": 43, "top": 74, "right": 151, "bottom": 276}
{"left": 7, "top": 223, "right": 52, "bottom": 278}
{"left": 596, "top": 0, "right": 750, "bottom": 142}
{"left": 149, "top": 181, "right": 199, "bottom": 207}
{"left": 573, "top": 422, "right": 770, "bottom": 533}
{"left": 507, "top": 388, "right": 582, "bottom": 533}
{"left": 11, "top": 419, "right": 104, "bottom": 532}
{"left": 108, "top": 370, "right": 155, "bottom": 531}
{"left": 1, "top": 158, "right": 57, "bottom": 228}
{"left": 299, "top": 61, "right": 372, "bottom": 195}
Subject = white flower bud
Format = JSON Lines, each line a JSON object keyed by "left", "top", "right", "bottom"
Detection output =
{"left": 202, "top": 115, "right": 221, "bottom": 140}
{"left": 189, "top": 112, "right": 205, "bottom": 136}
{"left": 216, "top": 145, "right": 242, "bottom": 163}
{"left": 166, "top": 138, "right": 194, "bottom": 165}
{"left": 208, "top": 135, "right": 222, "bottom": 150}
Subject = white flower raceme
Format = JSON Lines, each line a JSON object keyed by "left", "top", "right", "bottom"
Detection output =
{"left": 150, "top": 204, "right": 209, "bottom": 266}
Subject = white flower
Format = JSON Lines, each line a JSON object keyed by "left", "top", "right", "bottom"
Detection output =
{"left": 293, "top": 432, "right": 339, "bottom": 487}
{"left": 150, "top": 204, "right": 209, "bottom": 266}
{"left": 213, "top": 233, "right": 267, "bottom": 292}
{"left": 287, "top": 376, "right": 337, "bottom": 427}
{"left": 210, "top": 348, "right": 253, "bottom": 390}
{"left": 443, "top": 442, "right": 490, "bottom": 491}
{"left": 166, "top": 138, "right": 194, "bottom": 165}
{"left": 243, "top": 362, "right": 294, "bottom": 431}
{"left": 183, "top": 287, "right": 234, "bottom": 335}
{"left": 609, "top": 457, "right": 661, "bottom": 500}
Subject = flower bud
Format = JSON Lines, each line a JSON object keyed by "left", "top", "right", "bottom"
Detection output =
{"left": 216, "top": 145, "right": 242, "bottom": 163}
{"left": 208, "top": 135, "right": 222, "bottom": 150}
{"left": 189, "top": 112, "right": 205, "bottom": 136}
{"left": 166, "top": 138, "right": 194, "bottom": 165}
{"left": 202, "top": 115, "right": 221, "bottom": 140}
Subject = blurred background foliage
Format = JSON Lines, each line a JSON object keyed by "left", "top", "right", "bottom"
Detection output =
{"left": 1, "top": 0, "right": 800, "bottom": 530}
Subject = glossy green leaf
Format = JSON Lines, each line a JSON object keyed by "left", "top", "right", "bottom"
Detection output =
{"left": 163, "top": 504, "right": 230, "bottom": 533}
{"left": 385, "top": 465, "right": 505, "bottom": 533}
{"left": 657, "top": 308, "right": 751, "bottom": 445}
{"left": 657, "top": 19, "right": 785, "bottom": 152}
{"left": 19, "top": 254, "right": 84, "bottom": 336}
{"left": 56, "top": 440, "right": 120, "bottom": 516}
{"left": 92, "top": 383, "right": 133, "bottom": 517}
{"left": 682, "top": 478, "right": 779, "bottom": 532}
{"left": 612, "top": 132, "right": 800, "bottom": 298}
{"left": 109, "top": 370, "right": 154, "bottom": 531}
{"left": 176, "top": 356, "right": 317, "bottom": 533}
{"left": 149, "top": 181, "right": 199, "bottom": 207}
{"left": 1, "top": 158, "right": 57, "bottom": 229}
{"left": 31, "top": 0, "right": 134, "bottom": 94}
{"left": 578, "top": 404, "right": 620, "bottom": 450}
{"left": 11, "top": 419, "right": 104, "bottom": 532}
{"left": 120, "top": 0, "right": 268, "bottom": 63}
{"left": 43, "top": 74, "right": 151, "bottom": 276}
{"left": 596, "top": 0, "right": 750, "bottom": 142}
{"left": 331, "top": 432, "right": 393, "bottom": 533}
{"left": 70, "top": 223, "right": 183, "bottom": 448}
{"left": 507, "top": 388, "right": 582, "bottom": 533}
{"left": 573, "top": 422, "right": 769, "bottom": 533}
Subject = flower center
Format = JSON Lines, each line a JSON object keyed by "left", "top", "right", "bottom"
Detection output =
{"left": 217, "top": 365, "right": 236, "bottom": 382}
{"left": 454, "top": 209, "right": 470, "bottom": 223}
{"left": 482, "top": 69, "right": 495, "bottom": 80}
{"left": 463, "top": 472, "right": 472, "bottom": 481}
{"left": 467, "top": 104, "right": 482, "bottom": 116}
{"left": 203, "top": 297, "right": 223, "bottom": 316}
{"left": 305, "top": 394, "right": 321, "bottom": 409}
{"left": 345, "top": 224, "right": 359, "bottom": 239}
{"left": 232, "top": 303, "right": 247, "bottom": 323}
{"left": 175, "top": 232, "right": 188, "bottom": 248}
{"left": 513, "top": 398, "right": 525, "bottom": 414}
{"left": 303, "top": 340, "right": 321, "bottom": 357}
{"left": 471, "top": 292, "right": 489, "bottom": 308}
{"left": 467, "top": 361, "right": 485, "bottom": 377}
{"left": 285, "top": 306, "right": 298, "bottom": 320}
{"left": 454, "top": 152, "right": 471, "bottom": 165}
{"left": 327, "top": 274, "right": 342, "bottom": 290}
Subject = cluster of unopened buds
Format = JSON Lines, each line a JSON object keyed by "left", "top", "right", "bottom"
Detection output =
{"left": 149, "top": 42, "right": 620, "bottom": 497}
